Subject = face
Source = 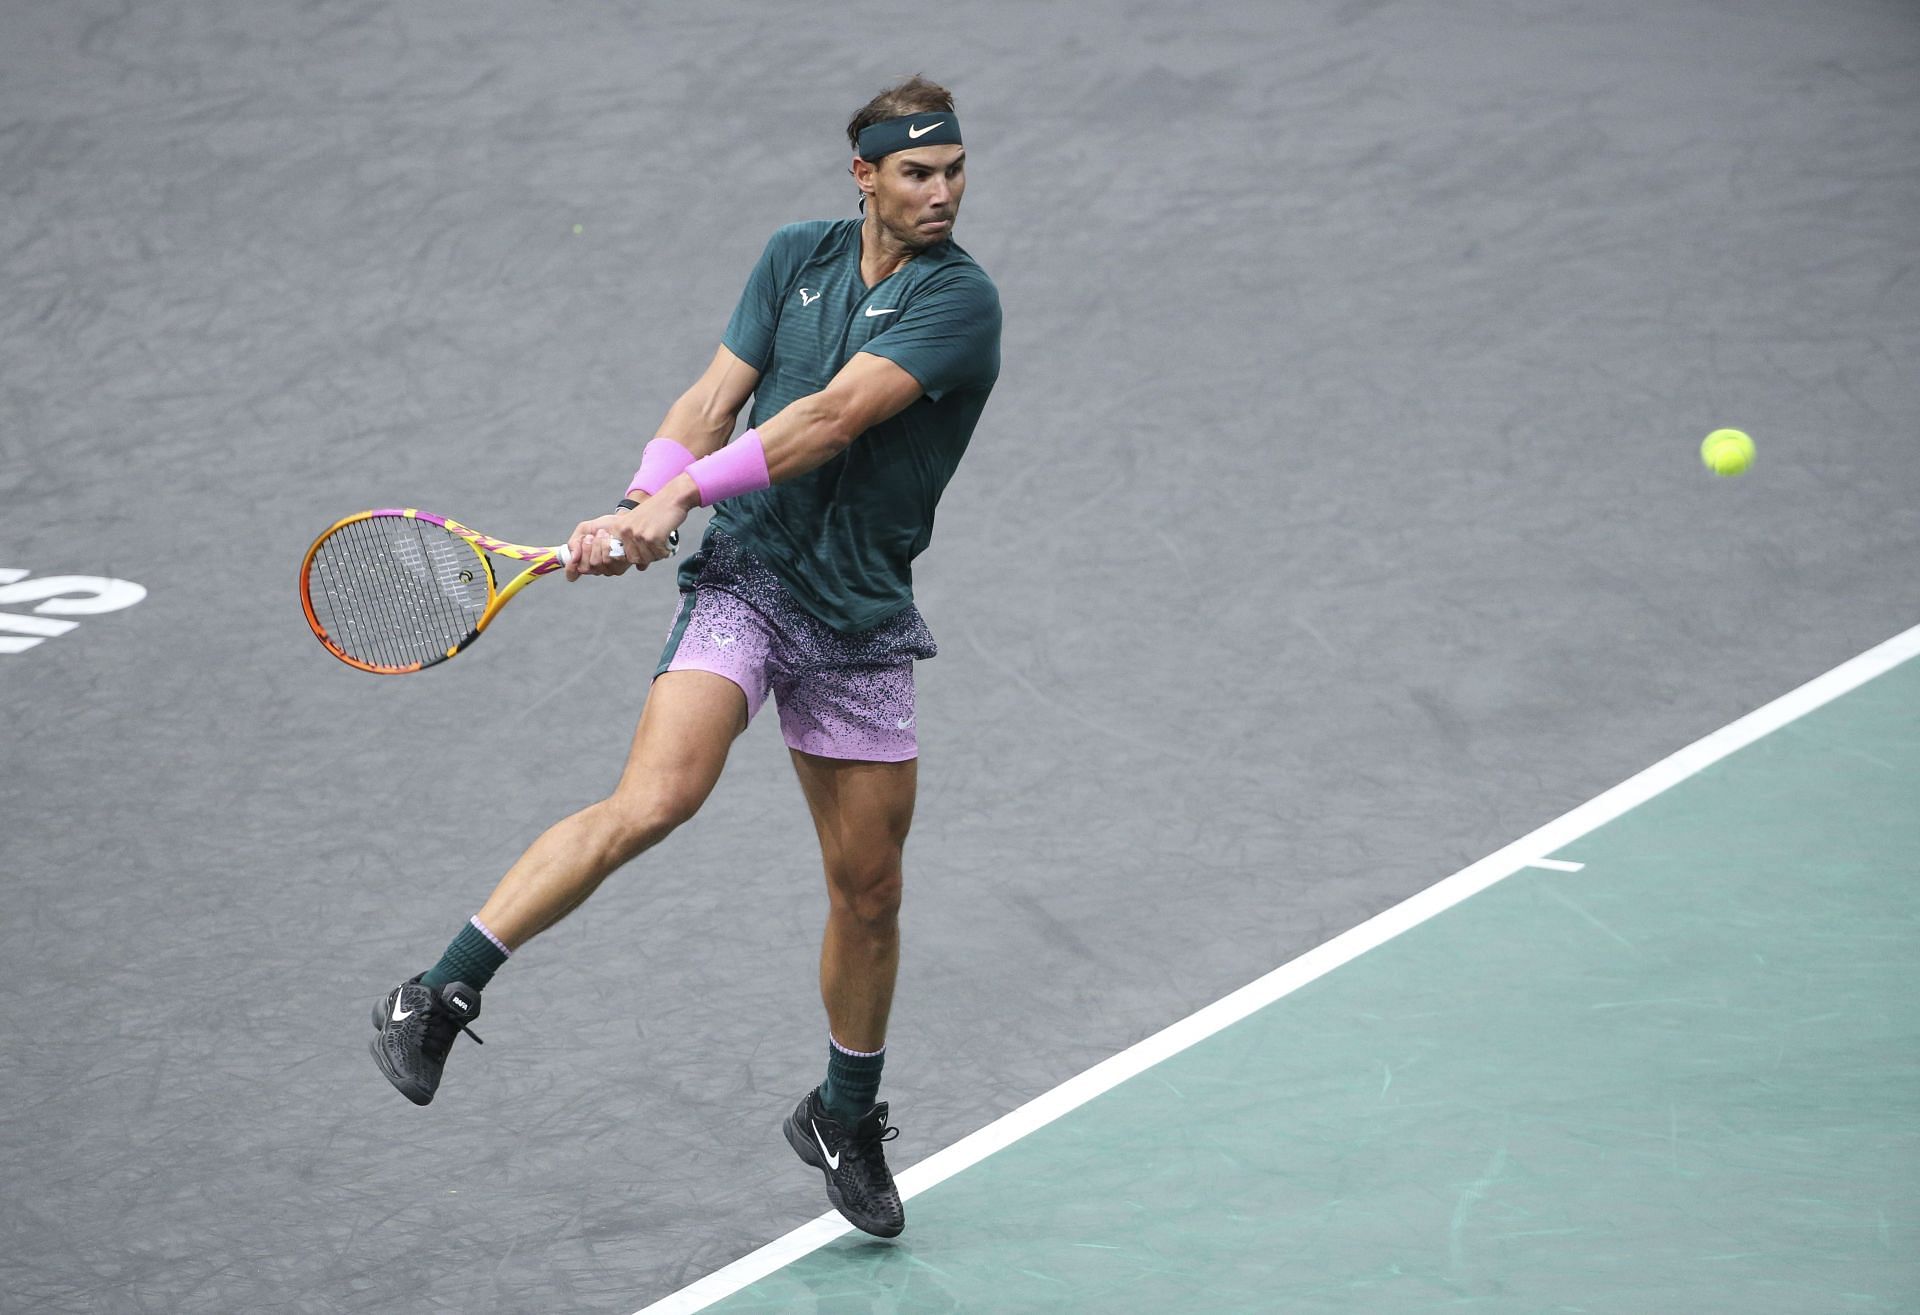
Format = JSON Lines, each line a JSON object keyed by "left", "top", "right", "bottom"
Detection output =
{"left": 859, "top": 144, "right": 966, "bottom": 249}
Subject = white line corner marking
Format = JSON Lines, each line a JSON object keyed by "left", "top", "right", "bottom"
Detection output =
{"left": 632, "top": 621, "right": 1920, "bottom": 1315}
{"left": 1527, "top": 858, "right": 1586, "bottom": 873}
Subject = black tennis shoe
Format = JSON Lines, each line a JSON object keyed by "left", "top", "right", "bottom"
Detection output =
{"left": 369, "top": 975, "right": 482, "bottom": 1105}
{"left": 783, "top": 1088, "right": 904, "bottom": 1238}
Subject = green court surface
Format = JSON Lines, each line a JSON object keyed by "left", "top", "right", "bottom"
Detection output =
{"left": 694, "top": 655, "right": 1920, "bottom": 1313}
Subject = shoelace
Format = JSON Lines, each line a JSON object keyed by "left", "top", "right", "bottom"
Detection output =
{"left": 851, "top": 1124, "right": 899, "bottom": 1152}
{"left": 850, "top": 1125, "right": 901, "bottom": 1198}
{"left": 422, "top": 1006, "right": 484, "bottom": 1048}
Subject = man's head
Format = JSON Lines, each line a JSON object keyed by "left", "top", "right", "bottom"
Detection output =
{"left": 847, "top": 76, "right": 967, "bottom": 251}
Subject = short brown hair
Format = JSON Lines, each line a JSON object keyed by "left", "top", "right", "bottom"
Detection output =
{"left": 847, "top": 76, "right": 956, "bottom": 155}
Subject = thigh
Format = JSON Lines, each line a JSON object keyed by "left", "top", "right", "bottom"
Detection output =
{"left": 788, "top": 749, "right": 917, "bottom": 872}
{"left": 612, "top": 669, "right": 750, "bottom": 808}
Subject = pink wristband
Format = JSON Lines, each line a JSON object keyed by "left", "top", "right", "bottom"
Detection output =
{"left": 628, "top": 437, "right": 696, "bottom": 496}
{"left": 685, "top": 429, "right": 771, "bottom": 507}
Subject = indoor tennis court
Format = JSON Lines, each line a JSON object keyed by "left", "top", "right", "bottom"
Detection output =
{"left": 4, "top": 1, "right": 1916, "bottom": 1311}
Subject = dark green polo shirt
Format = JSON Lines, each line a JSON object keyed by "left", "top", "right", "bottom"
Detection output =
{"left": 701, "top": 218, "right": 1002, "bottom": 633}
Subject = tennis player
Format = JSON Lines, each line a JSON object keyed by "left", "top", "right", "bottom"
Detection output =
{"left": 370, "top": 76, "right": 999, "bottom": 1239}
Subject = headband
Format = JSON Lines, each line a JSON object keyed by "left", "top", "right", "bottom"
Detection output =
{"left": 855, "top": 112, "right": 963, "bottom": 162}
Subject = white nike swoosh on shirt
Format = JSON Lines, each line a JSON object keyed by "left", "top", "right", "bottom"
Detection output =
{"left": 907, "top": 121, "right": 944, "bottom": 139}
{"left": 865, "top": 306, "right": 897, "bottom": 317}
{"left": 811, "top": 1120, "right": 841, "bottom": 1170}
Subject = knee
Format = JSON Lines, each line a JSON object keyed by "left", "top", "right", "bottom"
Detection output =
{"left": 599, "top": 783, "right": 704, "bottom": 860}
{"left": 827, "top": 858, "right": 903, "bottom": 930}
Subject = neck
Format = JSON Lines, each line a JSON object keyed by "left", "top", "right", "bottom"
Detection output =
{"left": 859, "top": 211, "right": 920, "bottom": 286}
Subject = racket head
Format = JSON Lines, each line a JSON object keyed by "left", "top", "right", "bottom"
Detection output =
{"left": 300, "top": 509, "right": 502, "bottom": 674}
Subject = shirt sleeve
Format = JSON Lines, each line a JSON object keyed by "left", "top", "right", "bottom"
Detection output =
{"left": 722, "top": 226, "right": 806, "bottom": 371}
{"left": 860, "top": 271, "right": 1002, "bottom": 402}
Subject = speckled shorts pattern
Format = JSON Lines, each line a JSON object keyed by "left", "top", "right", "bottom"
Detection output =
{"left": 655, "top": 528, "right": 936, "bottom": 762}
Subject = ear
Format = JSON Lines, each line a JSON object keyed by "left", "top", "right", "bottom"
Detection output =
{"left": 851, "top": 154, "right": 879, "bottom": 197}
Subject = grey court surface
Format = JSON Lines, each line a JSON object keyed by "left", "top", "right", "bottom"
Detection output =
{"left": 3, "top": 1, "right": 1918, "bottom": 1311}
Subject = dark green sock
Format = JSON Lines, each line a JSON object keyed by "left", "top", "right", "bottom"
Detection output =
{"left": 420, "top": 917, "right": 510, "bottom": 991}
{"left": 820, "top": 1038, "right": 885, "bottom": 1124}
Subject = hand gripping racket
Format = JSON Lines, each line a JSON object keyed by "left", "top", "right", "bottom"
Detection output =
{"left": 299, "top": 507, "right": 674, "bottom": 675}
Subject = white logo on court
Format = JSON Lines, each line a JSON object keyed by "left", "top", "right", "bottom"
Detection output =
{"left": 811, "top": 1121, "right": 841, "bottom": 1170}
{"left": 0, "top": 568, "right": 147, "bottom": 657}
{"left": 799, "top": 288, "right": 820, "bottom": 306}
{"left": 864, "top": 306, "right": 897, "bottom": 318}
{"left": 906, "top": 121, "right": 944, "bottom": 139}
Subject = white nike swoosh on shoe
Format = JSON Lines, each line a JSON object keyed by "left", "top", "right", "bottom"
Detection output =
{"left": 811, "top": 1120, "right": 841, "bottom": 1170}
{"left": 391, "top": 999, "right": 415, "bottom": 1023}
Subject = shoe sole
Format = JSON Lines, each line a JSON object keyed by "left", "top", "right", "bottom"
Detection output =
{"left": 784, "top": 1112, "right": 904, "bottom": 1239}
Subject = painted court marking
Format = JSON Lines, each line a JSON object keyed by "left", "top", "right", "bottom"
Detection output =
{"left": 634, "top": 623, "right": 1920, "bottom": 1315}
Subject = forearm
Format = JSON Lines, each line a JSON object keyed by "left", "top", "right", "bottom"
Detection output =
{"left": 649, "top": 390, "right": 852, "bottom": 513}
{"left": 753, "top": 392, "right": 856, "bottom": 483}
{"left": 654, "top": 387, "right": 743, "bottom": 460}
{"left": 623, "top": 392, "right": 744, "bottom": 503}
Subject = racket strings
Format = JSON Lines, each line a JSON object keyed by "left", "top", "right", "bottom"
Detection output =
{"left": 308, "top": 517, "right": 492, "bottom": 669}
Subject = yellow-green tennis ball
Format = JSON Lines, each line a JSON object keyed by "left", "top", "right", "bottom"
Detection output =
{"left": 1701, "top": 428, "right": 1754, "bottom": 477}
{"left": 572, "top": 223, "right": 583, "bottom": 234}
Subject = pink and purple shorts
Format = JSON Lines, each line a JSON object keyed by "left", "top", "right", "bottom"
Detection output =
{"left": 654, "top": 529, "right": 936, "bottom": 762}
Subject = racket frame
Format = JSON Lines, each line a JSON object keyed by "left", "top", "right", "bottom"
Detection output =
{"left": 299, "top": 507, "right": 569, "bottom": 674}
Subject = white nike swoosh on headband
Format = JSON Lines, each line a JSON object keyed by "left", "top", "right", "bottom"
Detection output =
{"left": 907, "top": 121, "right": 944, "bottom": 139}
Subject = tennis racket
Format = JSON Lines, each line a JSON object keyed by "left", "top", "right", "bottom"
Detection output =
{"left": 299, "top": 507, "right": 674, "bottom": 675}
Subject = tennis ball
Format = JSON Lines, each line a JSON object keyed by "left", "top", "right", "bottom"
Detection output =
{"left": 572, "top": 223, "right": 583, "bottom": 234}
{"left": 1701, "top": 428, "right": 1754, "bottom": 477}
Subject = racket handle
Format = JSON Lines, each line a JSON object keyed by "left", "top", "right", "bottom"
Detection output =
{"left": 554, "top": 531, "right": 677, "bottom": 568}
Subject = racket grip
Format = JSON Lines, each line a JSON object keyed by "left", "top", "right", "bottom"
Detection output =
{"left": 554, "top": 531, "right": 676, "bottom": 567}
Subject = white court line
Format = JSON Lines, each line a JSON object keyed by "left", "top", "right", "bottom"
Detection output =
{"left": 1528, "top": 858, "right": 1587, "bottom": 872}
{"left": 635, "top": 622, "right": 1920, "bottom": 1315}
